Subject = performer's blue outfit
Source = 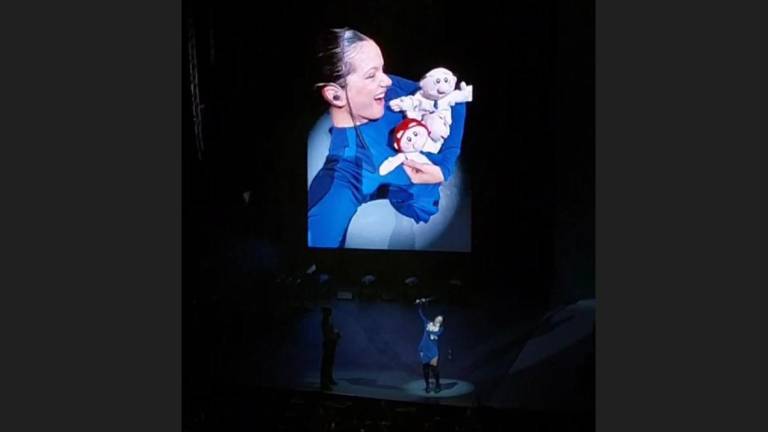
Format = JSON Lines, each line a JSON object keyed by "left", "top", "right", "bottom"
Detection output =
{"left": 308, "top": 74, "right": 468, "bottom": 248}
{"left": 418, "top": 304, "right": 443, "bottom": 364}
{"left": 417, "top": 303, "right": 444, "bottom": 393}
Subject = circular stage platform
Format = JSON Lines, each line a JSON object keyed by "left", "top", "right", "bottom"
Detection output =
{"left": 299, "top": 370, "right": 477, "bottom": 407}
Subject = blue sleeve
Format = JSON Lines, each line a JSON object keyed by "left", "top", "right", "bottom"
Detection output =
{"left": 424, "top": 102, "right": 467, "bottom": 182}
{"left": 418, "top": 305, "right": 428, "bottom": 324}
{"left": 386, "top": 74, "right": 420, "bottom": 100}
{"left": 308, "top": 158, "right": 362, "bottom": 248}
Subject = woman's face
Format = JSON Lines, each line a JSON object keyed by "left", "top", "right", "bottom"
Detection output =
{"left": 343, "top": 40, "right": 392, "bottom": 123}
{"left": 434, "top": 316, "right": 443, "bottom": 326}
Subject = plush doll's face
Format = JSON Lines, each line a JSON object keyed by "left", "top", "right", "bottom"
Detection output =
{"left": 398, "top": 125, "right": 429, "bottom": 152}
{"left": 422, "top": 112, "right": 450, "bottom": 141}
{"left": 420, "top": 67, "right": 457, "bottom": 100}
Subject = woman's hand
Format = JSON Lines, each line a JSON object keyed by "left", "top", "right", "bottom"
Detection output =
{"left": 403, "top": 160, "right": 445, "bottom": 184}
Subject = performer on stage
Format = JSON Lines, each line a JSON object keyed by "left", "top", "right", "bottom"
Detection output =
{"left": 416, "top": 297, "right": 444, "bottom": 393}
{"left": 321, "top": 307, "right": 341, "bottom": 391}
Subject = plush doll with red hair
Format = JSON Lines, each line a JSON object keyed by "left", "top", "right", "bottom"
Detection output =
{"left": 378, "top": 118, "right": 436, "bottom": 176}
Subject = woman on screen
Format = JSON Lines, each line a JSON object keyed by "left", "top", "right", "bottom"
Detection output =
{"left": 308, "top": 28, "right": 468, "bottom": 248}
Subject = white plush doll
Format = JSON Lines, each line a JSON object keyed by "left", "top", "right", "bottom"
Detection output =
{"left": 389, "top": 67, "right": 473, "bottom": 153}
{"left": 420, "top": 110, "right": 451, "bottom": 154}
{"left": 379, "top": 118, "right": 435, "bottom": 176}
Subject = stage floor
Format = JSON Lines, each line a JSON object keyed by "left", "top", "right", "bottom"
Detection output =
{"left": 297, "top": 369, "right": 477, "bottom": 407}
{"left": 234, "top": 297, "right": 593, "bottom": 411}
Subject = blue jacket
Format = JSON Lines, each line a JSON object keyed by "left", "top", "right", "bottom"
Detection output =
{"left": 418, "top": 304, "right": 443, "bottom": 363}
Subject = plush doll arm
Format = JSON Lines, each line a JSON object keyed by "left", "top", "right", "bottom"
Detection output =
{"left": 456, "top": 82, "right": 473, "bottom": 102}
{"left": 422, "top": 138, "right": 444, "bottom": 154}
{"left": 379, "top": 153, "right": 407, "bottom": 176}
{"left": 438, "top": 82, "right": 473, "bottom": 110}
{"left": 406, "top": 152, "right": 434, "bottom": 165}
{"left": 404, "top": 96, "right": 432, "bottom": 119}
{"left": 389, "top": 95, "right": 418, "bottom": 113}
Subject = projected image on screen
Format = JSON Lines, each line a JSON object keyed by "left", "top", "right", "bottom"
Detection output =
{"left": 307, "top": 29, "right": 472, "bottom": 252}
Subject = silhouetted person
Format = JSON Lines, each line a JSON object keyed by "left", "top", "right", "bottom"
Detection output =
{"left": 321, "top": 307, "right": 341, "bottom": 391}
